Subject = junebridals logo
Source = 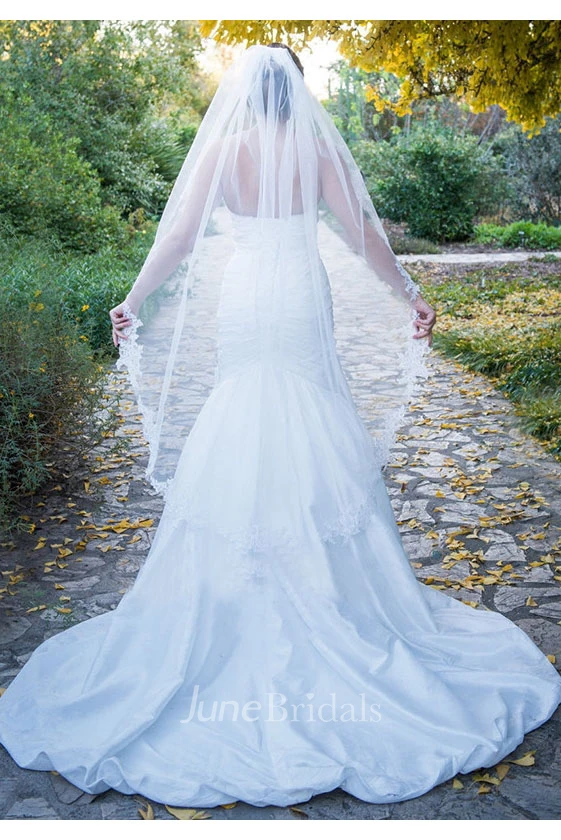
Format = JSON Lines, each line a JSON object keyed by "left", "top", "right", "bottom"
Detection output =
{"left": 180, "top": 685, "right": 382, "bottom": 723}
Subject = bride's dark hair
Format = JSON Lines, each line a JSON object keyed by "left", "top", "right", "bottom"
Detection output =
{"left": 261, "top": 42, "right": 304, "bottom": 123}
{"left": 267, "top": 42, "right": 305, "bottom": 76}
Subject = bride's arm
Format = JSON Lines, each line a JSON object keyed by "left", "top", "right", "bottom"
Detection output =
{"left": 110, "top": 142, "right": 222, "bottom": 344}
{"left": 318, "top": 146, "right": 435, "bottom": 343}
{"left": 319, "top": 147, "right": 421, "bottom": 302}
{"left": 125, "top": 142, "right": 223, "bottom": 314}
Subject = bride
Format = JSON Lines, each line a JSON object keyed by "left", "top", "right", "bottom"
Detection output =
{"left": 0, "top": 42, "right": 560, "bottom": 809}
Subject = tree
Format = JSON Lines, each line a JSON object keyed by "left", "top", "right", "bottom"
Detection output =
{"left": 0, "top": 21, "right": 209, "bottom": 215}
{"left": 495, "top": 117, "right": 561, "bottom": 225}
{"left": 200, "top": 20, "right": 561, "bottom": 133}
{"left": 353, "top": 124, "right": 505, "bottom": 242}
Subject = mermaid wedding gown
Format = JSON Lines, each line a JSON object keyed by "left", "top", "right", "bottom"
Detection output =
{"left": 1, "top": 210, "right": 560, "bottom": 809}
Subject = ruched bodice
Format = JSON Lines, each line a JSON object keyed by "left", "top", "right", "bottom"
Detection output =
{"left": 216, "top": 210, "right": 332, "bottom": 388}
{"left": 230, "top": 211, "right": 311, "bottom": 252}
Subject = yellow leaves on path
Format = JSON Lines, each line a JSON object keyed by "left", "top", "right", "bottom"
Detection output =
{"left": 165, "top": 805, "right": 212, "bottom": 820}
{"left": 135, "top": 798, "right": 154, "bottom": 820}
{"left": 78, "top": 517, "right": 154, "bottom": 536}
{"left": 289, "top": 806, "right": 309, "bottom": 818}
{"left": 72, "top": 517, "right": 154, "bottom": 554}
{"left": 396, "top": 517, "right": 423, "bottom": 530}
{"left": 525, "top": 595, "right": 538, "bottom": 607}
{"left": 103, "top": 518, "right": 154, "bottom": 533}
{"left": 495, "top": 764, "right": 511, "bottom": 781}
{"left": 504, "top": 750, "right": 536, "bottom": 767}
{"left": 453, "top": 753, "right": 533, "bottom": 796}
{"left": 473, "top": 771, "right": 504, "bottom": 789}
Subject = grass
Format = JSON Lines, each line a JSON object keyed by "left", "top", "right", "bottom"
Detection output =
{"left": 411, "top": 260, "right": 561, "bottom": 459}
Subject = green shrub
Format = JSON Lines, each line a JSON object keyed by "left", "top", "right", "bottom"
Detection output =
{"left": 0, "top": 217, "right": 152, "bottom": 353}
{"left": 353, "top": 125, "right": 505, "bottom": 242}
{"left": 0, "top": 21, "right": 207, "bottom": 219}
{"left": 386, "top": 232, "right": 442, "bottom": 255}
{"left": 494, "top": 116, "right": 561, "bottom": 226}
{"left": 0, "top": 224, "right": 154, "bottom": 531}
{"left": 474, "top": 221, "right": 561, "bottom": 250}
{"left": 0, "top": 282, "right": 118, "bottom": 533}
{"left": 0, "top": 96, "right": 129, "bottom": 252}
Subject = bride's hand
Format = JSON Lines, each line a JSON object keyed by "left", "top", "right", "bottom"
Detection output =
{"left": 412, "top": 296, "right": 436, "bottom": 347}
{"left": 109, "top": 301, "right": 135, "bottom": 347}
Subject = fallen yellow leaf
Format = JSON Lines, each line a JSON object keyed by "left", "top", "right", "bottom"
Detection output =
{"left": 472, "top": 772, "right": 501, "bottom": 786}
{"left": 495, "top": 764, "right": 510, "bottom": 781}
{"left": 135, "top": 798, "right": 155, "bottom": 820}
{"left": 165, "top": 806, "right": 211, "bottom": 820}
{"left": 506, "top": 750, "right": 536, "bottom": 767}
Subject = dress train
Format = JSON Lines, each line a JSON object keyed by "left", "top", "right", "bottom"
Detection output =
{"left": 0, "top": 213, "right": 560, "bottom": 807}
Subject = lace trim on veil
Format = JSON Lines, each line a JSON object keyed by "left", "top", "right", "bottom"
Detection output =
{"left": 116, "top": 302, "right": 173, "bottom": 497}
{"left": 116, "top": 298, "right": 430, "bottom": 568}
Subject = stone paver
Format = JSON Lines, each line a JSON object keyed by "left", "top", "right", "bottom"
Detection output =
{"left": 400, "top": 250, "right": 561, "bottom": 264}
{"left": 1, "top": 222, "right": 560, "bottom": 819}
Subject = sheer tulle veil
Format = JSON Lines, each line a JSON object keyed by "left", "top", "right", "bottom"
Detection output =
{"left": 117, "top": 43, "right": 431, "bottom": 496}
{"left": 6, "top": 51, "right": 561, "bottom": 813}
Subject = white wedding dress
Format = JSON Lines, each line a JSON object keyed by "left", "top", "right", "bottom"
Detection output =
{"left": 1, "top": 209, "right": 561, "bottom": 809}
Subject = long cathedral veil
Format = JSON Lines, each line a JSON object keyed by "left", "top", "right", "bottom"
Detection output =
{"left": 117, "top": 43, "right": 431, "bottom": 496}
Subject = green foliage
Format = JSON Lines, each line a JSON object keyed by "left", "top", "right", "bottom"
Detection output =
{"left": 435, "top": 324, "right": 561, "bottom": 457}
{"left": 475, "top": 221, "right": 561, "bottom": 250}
{"left": 0, "top": 21, "right": 211, "bottom": 525}
{"left": 0, "top": 224, "right": 154, "bottom": 530}
{"left": 353, "top": 125, "right": 505, "bottom": 242}
{"left": 386, "top": 231, "right": 442, "bottom": 255}
{"left": 427, "top": 267, "right": 561, "bottom": 458}
{"left": 323, "top": 61, "right": 369, "bottom": 144}
{"left": 0, "top": 20, "right": 208, "bottom": 230}
{"left": 0, "top": 219, "right": 152, "bottom": 353}
{"left": 494, "top": 116, "right": 561, "bottom": 226}
{"left": 0, "top": 92, "right": 127, "bottom": 251}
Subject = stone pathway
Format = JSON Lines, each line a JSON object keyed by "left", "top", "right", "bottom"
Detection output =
{"left": 400, "top": 250, "right": 561, "bottom": 264}
{"left": 1, "top": 224, "right": 560, "bottom": 820}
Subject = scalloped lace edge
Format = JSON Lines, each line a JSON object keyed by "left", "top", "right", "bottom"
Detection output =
{"left": 116, "top": 300, "right": 432, "bottom": 564}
